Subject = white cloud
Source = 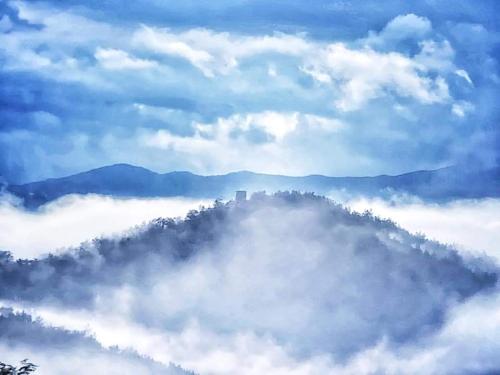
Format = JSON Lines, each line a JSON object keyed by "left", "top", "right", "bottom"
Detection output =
{"left": 414, "top": 39, "right": 455, "bottom": 72}
{"left": 300, "top": 65, "right": 332, "bottom": 84}
{"left": 190, "top": 112, "right": 342, "bottom": 142}
{"left": 451, "top": 101, "right": 475, "bottom": 118}
{"left": 455, "top": 69, "right": 474, "bottom": 85}
{"left": 95, "top": 48, "right": 158, "bottom": 70}
{"left": 302, "top": 43, "right": 450, "bottom": 111}
{"left": 362, "top": 13, "right": 432, "bottom": 47}
{"left": 383, "top": 13, "right": 432, "bottom": 39}
{"left": 2, "top": 2, "right": 460, "bottom": 116}
{"left": 133, "top": 26, "right": 310, "bottom": 77}
{"left": 298, "top": 14, "right": 460, "bottom": 111}
{"left": 141, "top": 111, "right": 345, "bottom": 174}
{"left": 10, "top": 0, "right": 120, "bottom": 44}
{"left": 0, "top": 1, "right": 123, "bottom": 87}
{"left": 132, "top": 26, "right": 217, "bottom": 77}
{"left": 0, "top": 194, "right": 209, "bottom": 258}
{"left": 133, "top": 23, "right": 454, "bottom": 111}
{"left": 267, "top": 64, "right": 278, "bottom": 77}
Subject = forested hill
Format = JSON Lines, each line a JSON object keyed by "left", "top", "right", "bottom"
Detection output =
{"left": 0, "top": 192, "right": 497, "bottom": 373}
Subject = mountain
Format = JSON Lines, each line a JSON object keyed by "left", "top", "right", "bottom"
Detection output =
{"left": 5, "top": 163, "right": 500, "bottom": 208}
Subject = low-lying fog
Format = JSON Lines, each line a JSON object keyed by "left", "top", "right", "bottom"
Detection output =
{"left": 0, "top": 192, "right": 499, "bottom": 374}
{"left": 0, "top": 194, "right": 211, "bottom": 258}
{"left": 1, "top": 193, "right": 499, "bottom": 262}
{"left": 344, "top": 196, "right": 500, "bottom": 262}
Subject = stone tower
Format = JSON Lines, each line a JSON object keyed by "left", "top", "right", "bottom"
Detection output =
{"left": 235, "top": 190, "right": 247, "bottom": 202}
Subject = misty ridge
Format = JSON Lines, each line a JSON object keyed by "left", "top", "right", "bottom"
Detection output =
{"left": 1, "top": 191, "right": 499, "bottom": 374}
{"left": 5, "top": 163, "right": 500, "bottom": 209}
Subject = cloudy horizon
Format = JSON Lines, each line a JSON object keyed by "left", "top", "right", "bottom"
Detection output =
{"left": 1, "top": 0, "right": 498, "bottom": 183}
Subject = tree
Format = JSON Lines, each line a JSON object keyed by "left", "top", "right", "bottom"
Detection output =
{"left": 0, "top": 359, "right": 37, "bottom": 374}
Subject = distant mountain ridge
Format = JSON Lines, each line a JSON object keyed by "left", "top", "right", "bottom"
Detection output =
{"left": 5, "top": 163, "right": 500, "bottom": 208}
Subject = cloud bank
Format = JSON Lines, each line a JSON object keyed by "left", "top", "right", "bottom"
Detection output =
{"left": 0, "top": 194, "right": 209, "bottom": 258}
{"left": 345, "top": 197, "right": 500, "bottom": 261}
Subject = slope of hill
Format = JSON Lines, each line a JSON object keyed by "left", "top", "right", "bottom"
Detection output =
{"left": 0, "top": 309, "right": 194, "bottom": 375}
{"left": 5, "top": 163, "right": 500, "bottom": 208}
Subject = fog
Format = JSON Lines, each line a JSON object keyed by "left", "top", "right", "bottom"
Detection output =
{"left": 344, "top": 197, "right": 500, "bottom": 261}
{"left": 0, "top": 308, "right": 192, "bottom": 375}
{"left": 0, "top": 193, "right": 498, "bottom": 374}
{"left": 2, "top": 192, "right": 499, "bottom": 264}
{"left": 0, "top": 194, "right": 210, "bottom": 258}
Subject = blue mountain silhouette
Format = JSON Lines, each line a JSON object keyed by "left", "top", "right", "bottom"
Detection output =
{"left": 6, "top": 163, "right": 500, "bottom": 208}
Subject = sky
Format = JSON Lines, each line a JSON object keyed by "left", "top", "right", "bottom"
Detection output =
{"left": 0, "top": 0, "right": 499, "bottom": 183}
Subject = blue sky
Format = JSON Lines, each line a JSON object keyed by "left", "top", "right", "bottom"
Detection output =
{"left": 0, "top": 0, "right": 498, "bottom": 182}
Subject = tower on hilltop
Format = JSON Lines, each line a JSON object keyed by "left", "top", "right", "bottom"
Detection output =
{"left": 235, "top": 190, "right": 247, "bottom": 202}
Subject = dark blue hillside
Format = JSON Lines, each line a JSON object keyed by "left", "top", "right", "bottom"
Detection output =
{"left": 5, "top": 163, "right": 500, "bottom": 208}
